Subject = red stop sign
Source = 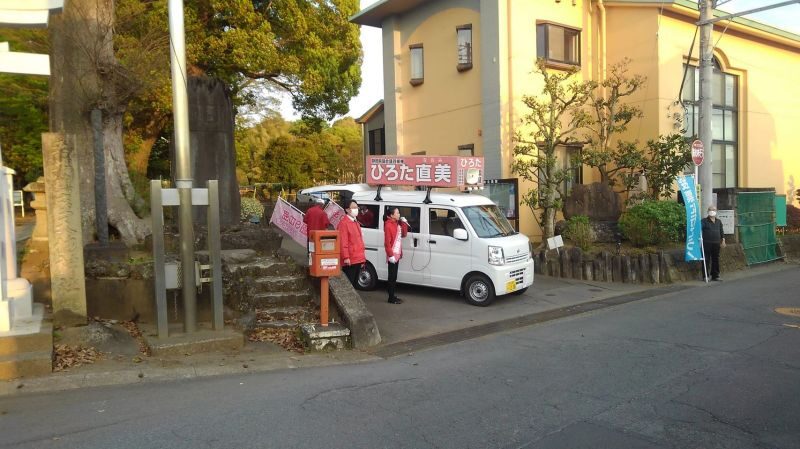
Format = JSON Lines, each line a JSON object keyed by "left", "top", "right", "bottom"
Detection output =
{"left": 691, "top": 140, "right": 704, "bottom": 166}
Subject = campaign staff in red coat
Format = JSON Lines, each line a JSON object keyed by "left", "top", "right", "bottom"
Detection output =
{"left": 383, "top": 207, "right": 409, "bottom": 304}
{"left": 303, "top": 197, "right": 330, "bottom": 233}
{"left": 337, "top": 200, "right": 366, "bottom": 288}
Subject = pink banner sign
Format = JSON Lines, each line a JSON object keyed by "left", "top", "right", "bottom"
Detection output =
{"left": 366, "top": 155, "right": 484, "bottom": 189}
{"left": 324, "top": 201, "right": 346, "bottom": 228}
{"left": 269, "top": 198, "right": 308, "bottom": 247}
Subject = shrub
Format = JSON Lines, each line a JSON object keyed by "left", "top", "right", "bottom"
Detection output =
{"left": 240, "top": 197, "right": 264, "bottom": 221}
{"left": 619, "top": 200, "right": 685, "bottom": 247}
{"left": 788, "top": 204, "right": 800, "bottom": 230}
{"left": 563, "top": 215, "right": 594, "bottom": 251}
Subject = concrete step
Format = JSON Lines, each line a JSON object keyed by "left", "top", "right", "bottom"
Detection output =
{"left": 225, "top": 256, "right": 304, "bottom": 278}
{"left": 0, "top": 350, "right": 52, "bottom": 380}
{"left": 250, "top": 290, "right": 314, "bottom": 308}
{"left": 252, "top": 274, "right": 309, "bottom": 293}
{"left": 253, "top": 320, "right": 301, "bottom": 329}
{"left": 256, "top": 306, "right": 316, "bottom": 323}
{"left": 0, "top": 321, "right": 53, "bottom": 357}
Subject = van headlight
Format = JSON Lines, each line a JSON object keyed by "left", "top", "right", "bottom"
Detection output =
{"left": 488, "top": 246, "right": 505, "bottom": 265}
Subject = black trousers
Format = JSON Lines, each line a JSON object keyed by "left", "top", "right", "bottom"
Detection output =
{"left": 342, "top": 264, "right": 360, "bottom": 288}
{"left": 387, "top": 261, "right": 399, "bottom": 300}
{"left": 704, "top": 242, "right": 721, "bottom": 279}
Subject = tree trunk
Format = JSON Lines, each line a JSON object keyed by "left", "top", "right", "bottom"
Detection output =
{"left": 49, "top": 0, "right": 151, "bottom": 245}
{"left": 543, "top": 206, "right": 556, "bottom": 240}
{"left": 105, "top": 113, "right": 150, "bottom": 245}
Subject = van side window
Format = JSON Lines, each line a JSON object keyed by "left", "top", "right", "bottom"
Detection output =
{"left": 386, "top": 205, "right": 421, "bottom": 232}
{"left": 429, "top": 208, "right": 464, "bottom": 237}
{"left": 357, "top": 204, "right": 379, "bottom": 229}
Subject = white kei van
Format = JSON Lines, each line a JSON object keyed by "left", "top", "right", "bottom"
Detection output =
{"left": 350, "top": 189, "right": 534, "bottom": 306}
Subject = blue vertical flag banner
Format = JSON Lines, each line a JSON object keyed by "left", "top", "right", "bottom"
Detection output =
{"left": 678, "top": 175, "right": 703, "bottom": 261}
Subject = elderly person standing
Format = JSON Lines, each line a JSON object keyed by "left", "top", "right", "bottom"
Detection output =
{"left": 701, "top": 206, "right": 726, "bottom": 281}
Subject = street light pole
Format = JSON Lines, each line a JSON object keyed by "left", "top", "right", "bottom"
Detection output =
{"left": 698, "top": 0, "right": 714, "bottom": 211}
{"left": 168, "top": 0, "right": 197, "bottom": 333}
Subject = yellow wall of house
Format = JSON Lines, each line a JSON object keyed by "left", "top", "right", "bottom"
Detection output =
{"left": 505, "top": 0, "right": 589, "bottom": 241}
{"left": 653, "top": 10, "right": 800, "bottom": 203}
{"left": 397, "top": 7, "right": 483, "bottom": 157}
{"left": 384, "top": 1, "right": 800, "bottom": 243}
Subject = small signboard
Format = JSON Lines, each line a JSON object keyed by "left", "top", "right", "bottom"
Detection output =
{"left": 691, "top": 140, "right": 704, "bottom": 166}
{"left": 717, "top": 210, "right": 735, "bottom": 235}
{"left": 546, "top": 235, "right": 564, "bottom": 250}
{"left": 366, "top": 155, "right": 484, "bottom": 190}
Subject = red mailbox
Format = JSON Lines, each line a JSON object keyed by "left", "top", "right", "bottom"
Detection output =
{"left": 308, "top": 230, "right": 340, "bottom": 327}
{"left": 309, "top": 230, "right": 341, "bottom": 277}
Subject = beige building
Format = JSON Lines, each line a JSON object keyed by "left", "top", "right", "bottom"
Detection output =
{"left": 352, "top": 0, "right": 800, "bottom": 240}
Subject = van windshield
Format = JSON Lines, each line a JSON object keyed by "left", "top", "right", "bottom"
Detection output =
{"left": 463, "top": 205, "right": 516, "bottom": 238}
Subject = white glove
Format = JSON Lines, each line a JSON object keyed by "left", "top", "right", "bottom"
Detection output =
{"left": 388, "top": 256, "right": 397, "bottom": 263}
{"left": 400, "top": 217, "right": 408, "bottom": 224}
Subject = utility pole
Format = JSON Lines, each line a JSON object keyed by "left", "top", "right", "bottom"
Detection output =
{"left": 696, "top": 0, "right": 800, "bottom": 210}
{"left": 698, "top": 0, "right": 713, "bottom": 211}
{"left": 168, "top": 0, "right": 197, "bottom": 333}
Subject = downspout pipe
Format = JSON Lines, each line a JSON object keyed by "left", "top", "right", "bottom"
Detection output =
{"left": 597, "top": 0, "right": 607, "bottom": 97}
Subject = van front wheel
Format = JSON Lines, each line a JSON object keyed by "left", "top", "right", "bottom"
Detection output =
{"left": 464, "top": 274, "right": 495, "bottom": 306}
{"left": 356, "top": 262, "right": 378, "bottom": 291}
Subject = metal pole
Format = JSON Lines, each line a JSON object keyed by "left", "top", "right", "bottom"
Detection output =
{"left": 168, "top": 0, "right": 196, "bottom": 332}
{"left": 320, "top": 277, "right": 329, "bottom": 327}
{"left": 698, "top": 0, "right": 714, "bottom": 212}
{"left": 150, "top": 180, "right": 169, "bottom": 338}
{"left": 91, "top": 109, "right": 109, "bottom": 244}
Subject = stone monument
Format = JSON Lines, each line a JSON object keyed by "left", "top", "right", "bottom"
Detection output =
{"left": 176, "top": 76, "right": 241, "bottom": 227}
{"left": 42, "top": 133, "right": 87, "bottom": 326}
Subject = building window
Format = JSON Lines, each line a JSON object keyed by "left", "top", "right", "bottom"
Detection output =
{"left": 682, "top": 58, "right": 738, "bottom": 188}
{"left": 410, "top": 44, "right": 424, "bottom": 86}
{"left": 456, "top": 24, "right": 472, "bottom": 72}
{"left": 536, "top": 23, "right": 580, "bottom": 66}
{"left": 368, "top": 128, "right": 385, "bottom": 156}
{"left": 458, "top": 144, "right": 474, "bottom": 156}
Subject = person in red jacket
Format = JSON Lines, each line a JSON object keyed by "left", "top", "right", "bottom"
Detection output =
{"left": 383, "top": 206, "right": 409, "bottom": 304}
{"left": 337, "top": 200, "right": 367, "bottom": 288}
{"left": 303, "top": 197, "right": 330, "bottom": 234}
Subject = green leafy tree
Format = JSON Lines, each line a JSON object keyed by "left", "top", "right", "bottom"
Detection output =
{"left": 639, "top": 134, "right": 691, "bottom": 200}
{"left": 580, "top": 58, "right": 646, "bottom": 187}
{"left": 235, "top": 113, "right": 291, "bottom": 185}
{"left": 512, "top": 59, "right": 595, "bottom": 240}
{"left": 117, "top": 0, "right": 363, "bottom": 187}
{"left": 236, "top": 115, "right": 363, "bottom": 188}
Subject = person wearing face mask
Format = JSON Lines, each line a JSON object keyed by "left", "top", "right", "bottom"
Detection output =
{"left": 383, "top": 207, "right": 409, "bottom": 304}
{"left": 701, "top": 205, "right": 726, "bottom": 281}
{"left": 337, "top": 200, "right": 367, "bottom": 288}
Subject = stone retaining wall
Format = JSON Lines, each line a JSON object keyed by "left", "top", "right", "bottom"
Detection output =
{"left": 534, "top": 243, "right": 755, "bottom": 284}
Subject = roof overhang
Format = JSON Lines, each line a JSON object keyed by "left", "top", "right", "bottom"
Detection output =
{"left": 356, "top": 100, "right": 384, "bottom": 124}
{"left": 606, "top": 0, "right": 800, "bottom": 48}
{"left": 350, "top": 0, "right": 435, "bottom": 28}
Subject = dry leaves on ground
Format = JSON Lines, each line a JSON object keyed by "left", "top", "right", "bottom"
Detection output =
{"left": 53, "top": 344, "right": 103, "bottom": 372}
{"left": 119, "top": 320, "right": 151, "bottom": 356}
{"left": 248, "top": 328, "right": 305, "bottom": 353}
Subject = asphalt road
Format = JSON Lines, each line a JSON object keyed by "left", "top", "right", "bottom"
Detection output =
{"left": 2, "top": 267, "right": 799, "bottom": 449}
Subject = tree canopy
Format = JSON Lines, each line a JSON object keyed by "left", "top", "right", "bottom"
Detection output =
{"left": 236, "top": 114, "right": 363, "bottom": 190}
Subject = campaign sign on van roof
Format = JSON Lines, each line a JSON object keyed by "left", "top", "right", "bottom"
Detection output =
{"left": 366, "top": 156, "right": 484, "bottom": 189}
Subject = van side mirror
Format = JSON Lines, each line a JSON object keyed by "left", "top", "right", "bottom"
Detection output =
{"left": 453, "top": 228, "right": 468, "bottom": 241}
